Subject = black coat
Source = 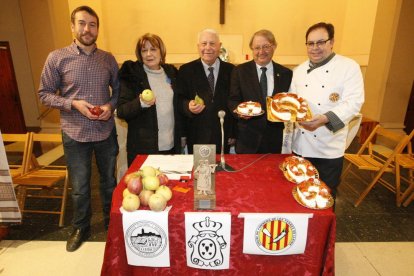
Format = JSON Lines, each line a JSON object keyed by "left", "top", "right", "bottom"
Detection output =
{"left": 228, "top": 60, "right": 292, "bottom": 153}
{"left": 176, "top": 59, "right": 235, "bottom": 154}
{"left": 117, "top": 61, "right": 184, "bottom": 164}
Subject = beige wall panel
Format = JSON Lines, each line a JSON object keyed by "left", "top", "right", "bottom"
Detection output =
{"left": 362, "top": 0, "right": 401, "bottom": 122}
{"left": 67, "top": 0, "right": 376, "bottom": 66}
{"left": 19, "top": 0, "right": 72, "bottom": 127}
{"left": 379, "top": 0, "right": 414, "bottom": 129}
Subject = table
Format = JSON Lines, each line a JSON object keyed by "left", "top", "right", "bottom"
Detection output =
{"left": 101, "top": 154, "right": 336, "bottom": 275}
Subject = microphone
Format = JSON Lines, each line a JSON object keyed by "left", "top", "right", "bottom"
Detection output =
{"left": 218, "top": 110, "right": 226, "bottom": 169}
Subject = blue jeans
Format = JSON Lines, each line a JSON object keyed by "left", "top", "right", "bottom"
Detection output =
{"left": 62, "top": 129, "right": 118, "bottom": 229}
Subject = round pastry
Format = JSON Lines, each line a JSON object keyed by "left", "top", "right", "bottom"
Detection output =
{"left": 296, "top": 178, "right": 332, "bottom": 208}
{"left": 237, "top": 101, "right": 262, "bottom": 115}
{"left": 269, "top": 92, "right": 309, "bottom": 121}
{"left": 282, "top": 156, "right": 318, "bottom": 184}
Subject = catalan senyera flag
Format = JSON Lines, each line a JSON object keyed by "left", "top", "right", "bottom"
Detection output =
{"left": 239, "top": 213, "right": 313, "bottom": 255}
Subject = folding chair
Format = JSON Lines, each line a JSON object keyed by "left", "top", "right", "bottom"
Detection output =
{"left": 341, "top": 125, "right": 414, "bottom": 207}
{"left": 13, "top": 132, "right": 69, "bottom": 227}
{"left": 395, "top": 142, "right": 414, "bottom": 207}
{"left": 1, "top": 133, "right": 31, "bottom": 179}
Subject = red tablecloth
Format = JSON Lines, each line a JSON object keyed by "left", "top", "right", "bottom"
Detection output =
{"left": 101, "top": 154, "right": 335, "bottom": 275}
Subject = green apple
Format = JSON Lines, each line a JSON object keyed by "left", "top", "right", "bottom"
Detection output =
{"left": 194, "top": 94, "right": 204, "bottom": 105}
{"left": 123, "top": 188, "right": 133, "bottom": 198}
{"left": 141, "top": 166, "right": 156, "bottom": 177}
{"left": 122, "top": 194, "right": 140, "bottom": 211}
{"left": 143, "top": 175, "right": 160, "bottom": 191}
{"left": 155, "top": 185, "right": 172, "bottom": 201}
{"left": 148, "top": 194, "right": 167, "bottom": 211}
{"left": 142, "top": 89, "right": 154, "bottom": 101}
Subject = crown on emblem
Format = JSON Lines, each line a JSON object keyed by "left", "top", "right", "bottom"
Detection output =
{"left": 193, "top": 217, "right": 222, "bottom": 234}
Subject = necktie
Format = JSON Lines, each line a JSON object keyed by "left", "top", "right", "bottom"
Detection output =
{"left": 208, "top": 67, "right": 215, "bottom": 95}
{"left": 260, "top": 67, "right": 267, "bottom": 98}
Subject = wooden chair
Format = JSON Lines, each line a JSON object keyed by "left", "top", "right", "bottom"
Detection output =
{"left": 341, "top": 125, "right": 414, "bottom": 207}
{"left": 396, "top": 151, "right": 414, "bottom": 207}
{"left": 13, "top": 132, "right": 69, "bottom": 227}
{"left": 1, "top": 133, "right": 31, "bottom": 179}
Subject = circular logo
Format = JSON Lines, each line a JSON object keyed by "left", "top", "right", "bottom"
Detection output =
{"left": 255, "top": 217, "right": 296, "bottom": 254}
{"left": 198, "top": 146, "right": 211, "bottom": 158}
{"left": 126, "top": 220, "right": 167, "bottom": 258}
{"left": 329, "top": 92, "right": 340, "bottom": 102}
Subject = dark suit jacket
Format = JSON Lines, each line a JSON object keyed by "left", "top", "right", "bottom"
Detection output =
{"left": 176, "top": 58, "right": 235, "bottom": 154}
{"left": 228, "top": 60, "right": 292, "bottom": 153}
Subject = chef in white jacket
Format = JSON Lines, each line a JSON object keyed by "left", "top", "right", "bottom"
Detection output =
{"left": 290, "top": 22, "right": 364, "bottom": 197}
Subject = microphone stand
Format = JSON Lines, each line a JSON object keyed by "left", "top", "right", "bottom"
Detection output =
{"left": 220, "top": 115, "right": 225, "bottom": 169}
{"left": 216, "top": 110, "right": 234, "bottom": 172}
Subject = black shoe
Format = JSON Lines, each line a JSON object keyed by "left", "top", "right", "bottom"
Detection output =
{"left": 66, "top": 227, "right": 91, "bottom": 252}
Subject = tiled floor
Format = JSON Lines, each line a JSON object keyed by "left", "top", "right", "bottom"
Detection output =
{"left": 1, "top": 240, "right": 414, "bottom": 275}
{"left": 2, "top": 140, "right": 414, "bottom": 274}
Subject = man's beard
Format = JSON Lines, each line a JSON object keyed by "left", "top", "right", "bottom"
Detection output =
{"left": 76, "top": 33, "right": 97, "bottom": 46}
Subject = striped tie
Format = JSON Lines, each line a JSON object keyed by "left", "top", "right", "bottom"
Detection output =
{"left": 208, "top": 67, "right": 215, "bottom": 95}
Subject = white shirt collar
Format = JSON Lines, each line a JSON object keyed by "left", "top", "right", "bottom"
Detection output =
{"left": 201, "top": 58, "right": 220, "bottom": 74}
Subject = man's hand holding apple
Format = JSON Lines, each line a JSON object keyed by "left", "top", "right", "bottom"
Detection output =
{"left": 72, "top": 99, "right": 97, "bottom": 119}
{"left": 96, "top": 103, "right": 112, "bottom": 121}
{"left": 189, "top": 100, "right": 205, "bottom": 114}
{"left": 72, "top": 100, "right": 111, "bottom": 120}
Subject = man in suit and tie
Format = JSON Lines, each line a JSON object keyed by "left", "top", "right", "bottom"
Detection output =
{"left": 177, "top": 29, "right": 235, "bottom": 154}
{"left": 229, "top": 29, "right": 292, "bottom": 153}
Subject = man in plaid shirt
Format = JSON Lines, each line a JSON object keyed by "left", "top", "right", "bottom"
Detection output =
{"left": 38, "top": 6, "right": 119, "bottom": 252}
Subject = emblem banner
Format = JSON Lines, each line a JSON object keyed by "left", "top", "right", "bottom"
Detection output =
{"left": 239, "top": 213, "right": 313, "bottom": 255}
{"left": 122, "top": 207, "right": 171, "bottom": 267}
{"left": 185, "top": 212, "right": 231, "bottom": 269}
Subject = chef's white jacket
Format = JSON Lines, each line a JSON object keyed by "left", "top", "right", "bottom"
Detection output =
{"left": 289, "top": 54, "right": 364, "bottom": 158}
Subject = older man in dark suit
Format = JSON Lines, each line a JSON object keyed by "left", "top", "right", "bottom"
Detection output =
{"left": 229, "top": 29, "right": 292, "bottom": 154}
{"left": 177, "top": 29, "right": 235, "bottom": 154}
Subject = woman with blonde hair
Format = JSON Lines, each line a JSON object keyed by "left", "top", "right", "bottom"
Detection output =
{"left": 117, "top": 33, "right": 186, "bottom": 166}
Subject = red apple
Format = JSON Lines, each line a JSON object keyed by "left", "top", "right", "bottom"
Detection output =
{"left": 124, "top": 171, "right": 141, "bottom": 185}
{"left": 127, "top": 176, "right": 143, "bottom": 195}
{"left": 89, "top": 106, "right": 103, "bottom": 116}
{"left": 148, "top": 194, "right": 167, "bottom": 212}
{"left": 157, "top": 173, "right": 169, "bottom": 185}
{"left": 122, "top": 194, "right": 140, "bottom": 211}
{"left": 139, "top": 190, "right": 154, "bottom": 206}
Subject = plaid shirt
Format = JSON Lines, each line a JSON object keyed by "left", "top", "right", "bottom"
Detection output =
{"left": 38, "top": 42, "right": 119, "bottom": 142}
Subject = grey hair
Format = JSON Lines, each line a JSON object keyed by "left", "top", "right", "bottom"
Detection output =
{"left": 197, "top": 28, "right": 220, "bottom": 42}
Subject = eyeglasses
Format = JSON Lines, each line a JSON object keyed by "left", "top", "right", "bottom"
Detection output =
{"left": 252, "top": 44, "right": 273, "bottom": 52}
{"left": 305, "top": 39, "right": 330, "bottom": 48}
